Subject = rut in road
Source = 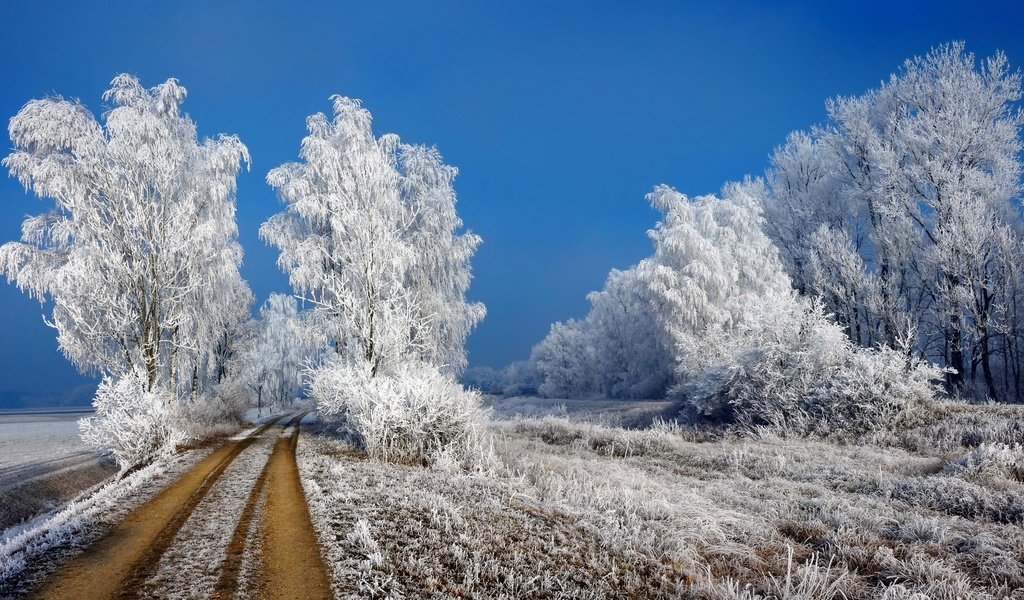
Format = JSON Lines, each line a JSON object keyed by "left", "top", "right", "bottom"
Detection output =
{"left": 214, "top": 413, "right": 333, "bottom": 600}
{"left": 27, "top": 415, "right": 289, "bottom": 600}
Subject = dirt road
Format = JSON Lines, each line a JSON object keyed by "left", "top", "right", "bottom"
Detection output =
{"left": 25, "top": 413, "right": 332, "bottom": 600}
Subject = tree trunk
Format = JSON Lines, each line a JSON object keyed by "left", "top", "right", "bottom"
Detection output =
{"left": 980, "top": 331, "right": 998, "bottom": 401}
{"left": 947, "top": 321, "right": 965, "bottom": 393}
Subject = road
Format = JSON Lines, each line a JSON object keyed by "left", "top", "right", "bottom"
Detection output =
{"left": 23, "top": 412, "right": 332, "bottom": 600}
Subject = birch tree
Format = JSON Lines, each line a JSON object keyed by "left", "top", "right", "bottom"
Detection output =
{"left": 266, "top": 97, "right": 489, "bottom": 465}
{"left": 0, "top": 74, "right": 252, "bottom": 400}
{"left": 262, "top": 96, "right": 483, "bottom": 377}
{"left": 638, "top": 180, "right": 796, "bottom": 382}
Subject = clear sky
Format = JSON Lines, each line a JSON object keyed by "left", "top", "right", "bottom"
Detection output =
{"left": 1, "top": 0, "right": 1022, "bottom": 406}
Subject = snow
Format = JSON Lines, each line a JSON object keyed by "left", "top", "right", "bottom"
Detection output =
{"left": 0, "top": 410, "right": 94, "bottom": 471}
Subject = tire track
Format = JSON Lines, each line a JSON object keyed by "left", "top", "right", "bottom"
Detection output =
{"left": 258, "top": 412, "right": 333, "bottom": 600}
{"left": 212, "top": 412, "right": 307, "bottom": 600}
{"left": 27, "top": 415, "right": 290, "bottom": 600}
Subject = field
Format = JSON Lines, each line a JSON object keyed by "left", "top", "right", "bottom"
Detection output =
{"left": 300, "top": 397, "right": 1024, "bottom": 599}
{"left": 0, "top": 410, "right": 115, "bottom": 531}
{"left": 2, "top": 398, "right": 1023, "bottom": 599}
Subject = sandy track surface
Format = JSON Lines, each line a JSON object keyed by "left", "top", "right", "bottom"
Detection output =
{"left": 22, "top": 413, "right": 334, "bottom": 600}
{"left": 256, "top": 418, "right": 333, "bottom": 600}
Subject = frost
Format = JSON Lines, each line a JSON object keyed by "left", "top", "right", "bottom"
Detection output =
{"left": 310, "top": 360, "right": 493, "bottom": 469}
{"left": 78, "top": 369, "right": 186, "bottom": 470}
{"left": 1, "top": 74, "right": 254, "bottom": 456}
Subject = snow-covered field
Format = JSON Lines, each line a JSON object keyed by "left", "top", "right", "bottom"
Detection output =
{"left": 0, "top": 410, "right": 117, "bottom": 532}
{"left": 0, "top": 410, "right": 94, "bottom": 471}
{"left": 298, "top": 397, "right": 1024, "bottom": 600}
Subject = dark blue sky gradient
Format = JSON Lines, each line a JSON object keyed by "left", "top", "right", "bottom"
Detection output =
{"left": 1, "top": 1, "right": 1022, "bottom": 404}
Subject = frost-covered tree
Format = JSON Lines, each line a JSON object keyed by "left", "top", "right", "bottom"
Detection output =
{"left": 638, "top": 180, "right": 795, "bottom": 383}
{"left": 531, "top": 266, "right": 672, "bottom": 400}
{"left": 531, "top": 319, "right": 598, "bottom": 398}
{"left": 460, "top": 365, "right": 506, "bottom": 394}
{"left": 241, "top": 294, "right": 310, "bottom": 414}
{"left": 262, "top": 96, "right": 483, "bottom": 377}
{"left": 764, "top": 42, "right": 1024, "bottom": 400}
{"left": 266, "top": 97, "right": 488, "bottom": 466}
{"left": 500, "top": 361, "right": 542, "bottom": 397}
{"left": 0, "top": 75, "right": 252, "bottom": 400}
{"left": 586, "top": 267, "right": 673, "bottom": 398}
{"left": 527, "top": 176, "right": 942, "bottom": 429}
{"left": 399, "top": 145, "right": 487, "bottom": 375}
{"left": 762, "top": 131, "right": 851, "bottom": 294}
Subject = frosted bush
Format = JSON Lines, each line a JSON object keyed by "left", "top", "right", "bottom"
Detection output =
{"left": 79, "top": 369, "right": 187, "bottom": 471}
{"left": 891, "top": 475, "right": 1024, "bottom": 524}
{"left": 175, "top": 380, "right": 251, "bottom": 440}
{"left": 680, "top": 302, "right": 942, "bottom": 436}
{"left": 310, "top": 359, "right": 492, "bottom": 469}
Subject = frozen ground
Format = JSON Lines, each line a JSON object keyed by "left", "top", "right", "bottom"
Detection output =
{"left": 0, "top": 409, "right": 95, "bottom": 470}
{"left": 0, "top": 411, "right": 293, "bottom": 595}
{"left": 142, "top": 419, "right": 281, "bottom": 599}
{"left": 0, "top": 409, "right": 116, "bottom": 531}
{"left": 299, "top": 396, "right": 1024, "bottom": 600}
{"left": 0, "top": 443, "right": 212, "bottom": 596}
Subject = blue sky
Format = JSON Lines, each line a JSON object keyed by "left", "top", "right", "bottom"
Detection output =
{"left": 1, "top": 0, "right": 1022, "bottom": 405}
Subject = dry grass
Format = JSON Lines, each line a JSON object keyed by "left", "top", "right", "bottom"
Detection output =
{"left": 299, "top": 398, "right": 1024, "bottom": 599}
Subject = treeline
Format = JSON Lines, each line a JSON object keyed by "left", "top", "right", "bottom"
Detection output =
{"left": 510, "top": 43, "right": 1024, "bottom": 405}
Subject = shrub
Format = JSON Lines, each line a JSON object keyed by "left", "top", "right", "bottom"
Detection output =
{"left": 176, "top": 380, "right": 252, "bottom": 440}
{"left": 78, "top": 369, "right": 187, "bottom": 471}
{"left": 677, "top": 302, "right": 943, "bottom": 437}
{"left": 310, "top": 359, "right": 492, "bottom": 469}
{"left": 943, "top": 443, "right": 1024, "bottom": 483}
{"left": 891, "top": 475, "right": 1024, "bottom": 524}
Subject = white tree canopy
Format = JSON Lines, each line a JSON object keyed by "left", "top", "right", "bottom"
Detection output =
{"left": 638, "top": 180, "right": 796, "bottom": 380}
{"left": 262, "top": 96, "right": 484, "bottom": 377}
{"left": 1, "top": 74, "right": 253, "bottom": 396}
{"left": 240, "top": 293, "right": 311, "bottom": 411}
{"left": 763, "top": 42, "right": 1024, "bottom": 399}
